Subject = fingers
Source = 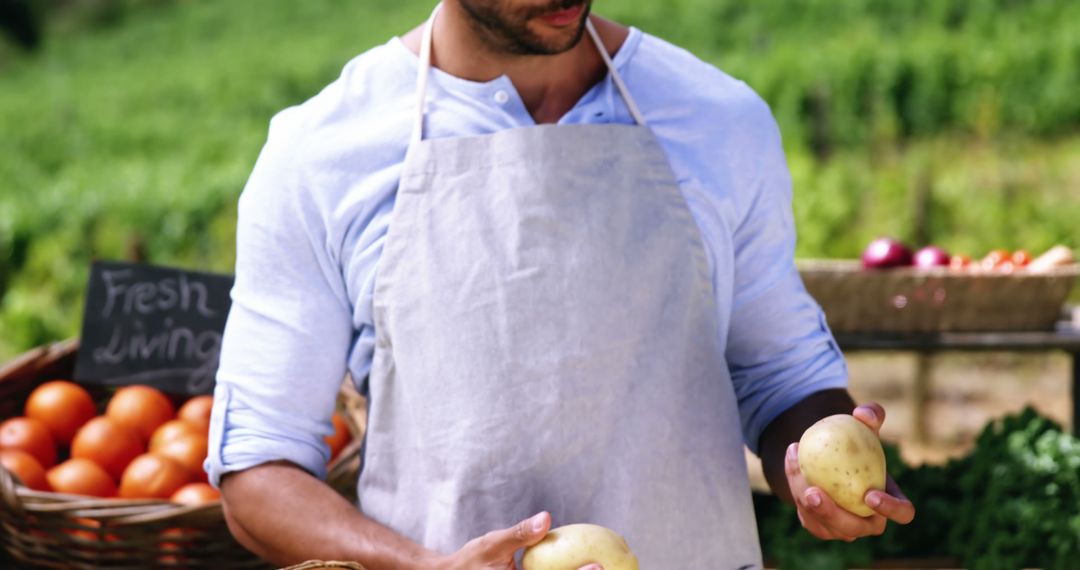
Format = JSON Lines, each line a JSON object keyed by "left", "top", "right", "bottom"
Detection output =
{"left": 788, "top": 443, "right": 879, "bottom": 540}
{"left": 784, "top": 443, "right": 809, "bottom": 500}
{"left": 801, "top": 487, "right": 887, "bottom": 539}
{"left": 852, "top": 403, "right": 886, "bottom": 435}
{"left": 866, "top": 478, "right": 916, "bottom": 525}
{"left": 480, "top": 512, "right": 550, "bottom": 559}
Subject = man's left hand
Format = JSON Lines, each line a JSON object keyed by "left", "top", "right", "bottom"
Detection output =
{"left": 784, "top": 403, "right": 916, "bottom": 541}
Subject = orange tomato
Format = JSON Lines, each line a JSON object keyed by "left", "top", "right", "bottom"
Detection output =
{"left": 106, "top": 385, "right": 175, "bottom": 441}
{"left": 24, "top": 380, "right": 97, "bottom": 446}
{"left": 0, "top": 417, "right": 57, "bottom": 468}
{"left": 156, "top": 434, "right": 209, "bottom": 483}
{"left": 158, "top": 528, "right": 190, "bottom": 564}
{"left": 949, "top": 254, "right": 971, "bottom": 270}
{"left": 71, "top": 416, "right": 144, "bottom": 480}
{"left": 1012, "top": 249, "right": 1032, "bottom": 266}
{"left": 119, "top": 453, "right": 192, "bottom": 499}
{"left": 324, "top": 412, "right": 351, "bottom": 462}
{"left": 176, "top": 396, "right": 213, "bottom": 434}
{"left": 149, "top": 419, "right": 203, "bottom": 453}
{"left": 170, "top": 482, "right": 221, "bottom": 505}
{"left": 47, "top": 459, "right": 117, "bottom": 498}
{"left": 981, "top": 249, "right": 1011, "bottom": 271}
{"left": 0, "top": 449, "right": 51, "bottom": 491}
{"left": 66, "top": 517, "right": 119, "bottom": 543}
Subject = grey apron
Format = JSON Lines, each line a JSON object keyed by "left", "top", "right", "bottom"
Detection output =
{"left": 359, "top": 6, "right": 763, "bottom": 568}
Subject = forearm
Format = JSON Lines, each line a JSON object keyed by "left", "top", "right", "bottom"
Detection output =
{"left": 221, "top": 461, "right": 442, "bottom": 569}
{"left": 757, "top": 388, "right": 855, "bottom": 504}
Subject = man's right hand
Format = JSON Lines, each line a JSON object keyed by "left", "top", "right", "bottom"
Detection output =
{"left": 434, "top": 511, "right": 602, "bottom": 570}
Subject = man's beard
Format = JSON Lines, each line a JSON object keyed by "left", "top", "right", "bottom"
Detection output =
{"left": 458, "top": 0, "right": 592, "bottom": 56}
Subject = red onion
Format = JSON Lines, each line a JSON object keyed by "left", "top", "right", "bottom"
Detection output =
{"left": 914, "top": 246, "right": 951, "bottom": 268}
{"left": 862, "top": 238, "right": 914, "bottom": 269}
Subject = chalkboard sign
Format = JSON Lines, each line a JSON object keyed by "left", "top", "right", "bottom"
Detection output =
{"left": 75, "top": 261, "right": 234, "bottom": 395}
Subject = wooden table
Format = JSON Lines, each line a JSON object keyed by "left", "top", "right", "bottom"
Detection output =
{"left": 834, "top": 320, "right": 1080, "bottom": 436}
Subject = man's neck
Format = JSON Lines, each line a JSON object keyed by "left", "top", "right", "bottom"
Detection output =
{"left": 401, "top": 6, "right": 629, "bottom": 124}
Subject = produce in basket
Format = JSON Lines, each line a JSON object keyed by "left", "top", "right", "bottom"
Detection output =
{"left": 0, "top": 416, "right": 56, "bottom": 468}
{"left": 171, "top": 482, "right": 221, "bottom": 505}
{"left": 0, "top": 449, "right": 49, "bottom": 491}
{"left": 521, "top": 524, "right": 639, "bottom": 570}
{"left": 24, "top": 380, "right": 96, "bottom": 445}
{"left": 797, "top": 415, "right": 886, "bottom": 517}
{"left": 46, "top": 457, "right": 117, "bottom": 497}
{"left": 106, "top": 384, "right": 176, "bottom": 440}
{"left": 157, "top": 431, "right": 210, "bottom": 482}
{"left": 0, "top": 343, "right": 367, "bottom": 569}
{"left": 913, "top": 245, "right": 950, "bottom": 268}
{"left": 3, "top": 380, "right": 356, "bottom": 501}
{"left": 858, "top": 237, "right": 1075, "bottom": 275}
{"left": 861, "top": 238, "right": 913, "bottom": 269}
{"left": 71, "top": 415, "right": 143, "bottom": 480}
{"left": 177, "top": 394, "right": 213, "bottom": 434}
{"left": 326, "top": 412, "right": 351, "bottom": 461}
{"left": 119, "top": 453, "right": 191, "bottom": 499}
{"left": 150, "top": 418, "right": 205, "bottom": 451}
{"left": 1028, "top": 245, "right": 1075, "bottom": 272}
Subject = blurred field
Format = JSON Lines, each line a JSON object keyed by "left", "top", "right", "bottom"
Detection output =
{"left": 1, "top": 0, "right": 1079, "bottom": 358}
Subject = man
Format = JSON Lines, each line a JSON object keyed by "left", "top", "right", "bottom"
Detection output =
{"left": 207, "top": 1, "right": 916, "bottom": 568}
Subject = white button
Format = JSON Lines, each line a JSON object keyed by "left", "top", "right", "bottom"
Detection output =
{"left": 493, "top": 90, "right": 510, "bottom": 105}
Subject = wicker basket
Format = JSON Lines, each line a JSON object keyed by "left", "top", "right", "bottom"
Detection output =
{"left": 0, "top": 339, "right": 367, "bottom": 569}
{"left": 798, "top": 260, "right": 1080, "bottom": 333}
{"left": 281, "top": 561, "right": 366, "bottom": 570}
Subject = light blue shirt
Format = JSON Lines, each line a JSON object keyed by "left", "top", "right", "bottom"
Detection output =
{"left": 206, "top": 28, "right": 848, "bottom": 486}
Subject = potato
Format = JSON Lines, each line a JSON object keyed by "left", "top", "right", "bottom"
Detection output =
{"left": 521, "top": 524, "right": 639, "bottom": 570}
{"left": 797, "top": 414, "right": 887, "bottom": 517}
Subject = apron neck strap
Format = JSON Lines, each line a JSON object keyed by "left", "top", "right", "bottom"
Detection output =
{"left": 412, "top": 3, "right": 646, "bottom": 143}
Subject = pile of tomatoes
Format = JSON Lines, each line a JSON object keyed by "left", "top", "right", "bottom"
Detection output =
{"left": 0, "top": 381, "right": 352, "bottom": 505}
{"left": 948, "top": 248, "right": 1033, "bottom": 272}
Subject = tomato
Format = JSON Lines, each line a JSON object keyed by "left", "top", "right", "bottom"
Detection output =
{"left": 158, "top": 528, "right": 191, "bottom": 564}
{"left": 66, "top": 518, "right": 119, "bottom": 543}
{"left": 949, "top": 254, "right": 971, "bottom": 270}
{"left": 0, "top": 449, "right": 51, "bottom": 491}
{"left": 119, "top": 453, "right": 192, "bottom": 499}
{"left": 170, "top": 482, "right": 221, "bottom": 505}
{"left": 25, "top": 380, "right": 97, "bottom": 446}
{"left": 1012, "top": 249, "right": 1032, "bottom": 267}
{"left": 149, "top": 419, "right": 203, "bottom": 453}
{"left": 176, "top": 396, "right": 213, "bottom": 435}
{"left": 324, "top": 412, "right": 352, "bottom": 462}
{"left": 71, "top": 416, "right": 144, "bottom": 480}
{"left": 156, "top": 433, "right": 209, "bottom": 483}
{"left": 106, "top": 385, "right": 175, "bottom": 441}
{"left": 47, "top": 458, "right": 117, "bottom": 498}
{"left": 0, "top": 417, "right": 57, "bottom": 468}
{"left": 981, "top": 249, "right": 1011, "bottom": 271}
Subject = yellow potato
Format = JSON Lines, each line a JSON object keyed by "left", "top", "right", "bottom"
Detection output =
{"left": 521, "top": 524, "right": 639, "bottom": 570}
{"left": 797, "top": 414, "right": 887, "bottom": 517}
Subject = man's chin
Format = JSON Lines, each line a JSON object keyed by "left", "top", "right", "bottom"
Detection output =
{"left": 523, "top": 21, "right": 587, "bottom": 54}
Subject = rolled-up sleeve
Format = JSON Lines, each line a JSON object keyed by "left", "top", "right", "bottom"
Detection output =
{"left": 726, "top": 102, "right": 849, "bottom": 455}
{"left": 206, "top": 108, "right": 354, "bottom": 487}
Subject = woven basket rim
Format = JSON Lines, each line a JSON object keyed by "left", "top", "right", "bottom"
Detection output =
{"left": 280, "top": 561, "right": 367, "bottom": 570}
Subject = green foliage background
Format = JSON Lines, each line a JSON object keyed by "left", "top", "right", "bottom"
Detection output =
{"left": 1, "top": 0, "right": 1079, "bottom": 359}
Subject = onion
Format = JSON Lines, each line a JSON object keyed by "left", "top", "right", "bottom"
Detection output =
{"left": 862, "top": 238, "right": 914, "bottom": 269}
{"left": 913, "top": 246, "right": 951, "bottom": 268}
